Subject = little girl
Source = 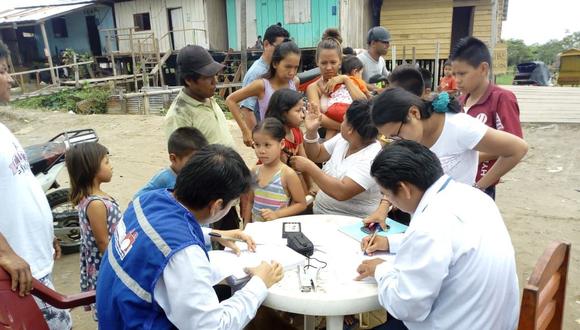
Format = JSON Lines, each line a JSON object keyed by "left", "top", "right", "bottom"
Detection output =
{"left": 265, "top": 88, "right": 312, "bottom": 193}
{"left": 65, "top": 142, "right": 121, "bottom": 318}
{"left": 226, "top": 40, "right": 301, "bottom": 147}
{"left": 245, "top": 118, "right": 307, "bottom": 223}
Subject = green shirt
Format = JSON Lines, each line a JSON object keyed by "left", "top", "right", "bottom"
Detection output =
{"left": 164, "top": 89, "right": 235, "bottom": 147}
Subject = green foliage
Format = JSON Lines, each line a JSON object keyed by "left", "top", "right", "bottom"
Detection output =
{"left": 12, "top": 85, "right": 112, "bottom": 114}
{"left": 213, "top": 94, "right": 229, "bottom": 112}
{"left": 507, "top": 39, "right": 533, "bottom": 66}
{"left": 507, "top": 31, "right": 580, "bottom": 67}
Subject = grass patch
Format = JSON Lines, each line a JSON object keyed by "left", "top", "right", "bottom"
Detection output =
{"left": 12, "top": 85, "right": 112, "bottom": 114}
{"left": 495, "top": 72, "right": 515, "bottom": 85}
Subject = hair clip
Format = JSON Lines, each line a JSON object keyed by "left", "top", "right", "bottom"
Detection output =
{"left": 432, "top": 92, "right": 450, "bottom": 113}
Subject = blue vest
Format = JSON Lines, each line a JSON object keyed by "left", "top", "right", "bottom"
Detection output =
{"left": 97, "top": 189, "right": 207, "bottom": 330}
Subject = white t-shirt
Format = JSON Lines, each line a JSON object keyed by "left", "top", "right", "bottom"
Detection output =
{"left": 0, "top": 123, "right": 54, "bottom": 279}
{"left": 430, "top": 113, "right": 488, "bottom": 185}
{"left": 313, "top": 135, "right": 382, "bottom": 218}
{"left": 357, "top": 50, "right": 389, "bottom": 82}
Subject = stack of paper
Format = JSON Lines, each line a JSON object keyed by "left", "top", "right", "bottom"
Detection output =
{"left": 209, "top": 244, "right": 305, "bottom": 285}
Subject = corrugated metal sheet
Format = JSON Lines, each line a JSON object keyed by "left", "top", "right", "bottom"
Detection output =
{"left": 503, "top": 85, "right": 580, "bottom": 123}
{"left": 0, "top": 3, "right": 93, "bottom": 25}
{"left": 126, "top": 87, "right": 179, "bottom": 115}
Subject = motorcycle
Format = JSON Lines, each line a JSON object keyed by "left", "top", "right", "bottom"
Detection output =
{"left": 24, "top": 129, "right": 99, "bottom": 254}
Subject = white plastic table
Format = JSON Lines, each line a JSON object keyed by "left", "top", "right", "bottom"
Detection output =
{"left": 247, "top": 214, "right": 386, "bottom": 330}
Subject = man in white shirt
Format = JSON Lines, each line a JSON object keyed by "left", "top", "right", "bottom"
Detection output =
{"left": 358, "top": 26, "right": 391, "bottom": 93}
{"left": 0, "top": 41, "right": 72, "bottom": 329}
{"left": 97, "top": 144, "right": 283, "bottom": 329}
{"left": 356, "top": 140, "right": 519, "bottom": 330}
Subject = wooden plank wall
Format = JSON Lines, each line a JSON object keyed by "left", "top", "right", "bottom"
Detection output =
{"left": 114, "top": 0, "right": 208, "bottom": 52}
{"left": 339, "top": 0, "right": 372, "bottom": 49}
{"left": 455, "top": 0, "right": 505, "bottom": 47}
{"left": 503, "top": 85, "right": 580, "bottom": 123}
{"left": 380, "top": 0, "right": 453, "bottom": 60}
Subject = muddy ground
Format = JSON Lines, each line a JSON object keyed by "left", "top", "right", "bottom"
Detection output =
{"left": 1, "top": 107, "right": 578, "bottom": 329}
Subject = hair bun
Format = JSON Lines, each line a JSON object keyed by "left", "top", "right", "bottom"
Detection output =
{"left": 322, "top": 28, "right": 342, "bottom": 44}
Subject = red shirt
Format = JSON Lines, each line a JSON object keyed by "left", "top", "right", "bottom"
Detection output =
{"left": 439, "top": 75, "right": 457, "bottom": 92}
{"left": 460, "top": 83, "right": 523, "bottom": 183}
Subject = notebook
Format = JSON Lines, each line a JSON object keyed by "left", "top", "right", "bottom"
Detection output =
{"left": 338, "top": 218, "right": 408, "bottom": 242}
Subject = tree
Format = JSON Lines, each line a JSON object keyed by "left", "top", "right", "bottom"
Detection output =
{"left": 561, "top": 31, "right": 580, "bottom": 49}
{"left": 507, "top": 39, "right": 533, "bottom": 66}
{"left": 533, "top": 39, "right": 564, "bottom": 65}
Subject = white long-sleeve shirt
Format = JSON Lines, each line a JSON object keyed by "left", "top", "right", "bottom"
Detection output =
{"left": 153, "top": 229, "right": 268, "bottom": 330}
{"left": 374, "top": 175, "right": 519, "bottom": 330}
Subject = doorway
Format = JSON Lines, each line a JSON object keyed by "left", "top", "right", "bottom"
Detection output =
{"left": 450, "top": 6, "right": 474, "bottom": 53}
{"left": 85, "top": 16, "right": 102, "bottom": 56}
{"left": 167, "top": 7, "right": 185, "bottom": 51}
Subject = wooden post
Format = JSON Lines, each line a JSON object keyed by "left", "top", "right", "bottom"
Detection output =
{"left": 40, "top": 21, "right": 58, "bottom": 86}
{"left": 412, "top": 47, "right": 416, "bottom": 65}
{"left": 240, "top": 0, "right": 247, "bottom": 79}
{"left": 490, "top": 0, "right": 498, "bottom": 79}
{"left": 391, "top": 45, "right": 396, "bottom": 71}
{"left": 154, "top": 38, "right": 163, "bottom": 86}
{"left": 19, "top": 75, "right": 26, "bottom": 94}
{"left": 108, "top": 30, "right": 117, "bottom": 77}
{"left": 130, "top": 28, "right": 138, "bottom": 91}
{"left": 143, "top": 92, "right": 150, "bottom": 115}
{"left": 73, "top": 53, "right": 80, "bottom": 88}
{"left": 434, "top": 41, "right": 440, "bottom": 91}
{"left": 402, "top": 46, "right": 406, "bottom": 63}
{"left": 139, "top": 40, "right": 149, "bottom": 88}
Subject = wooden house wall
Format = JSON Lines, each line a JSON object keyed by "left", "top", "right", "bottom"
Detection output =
{"left": 380, "top": 0, "right": 453, "bottom": 60}
{"left": 339, "top": 0, "right": 373, "bottom": 49}
{"left": 113, "top": 0, "right": 209, "bottom": 52}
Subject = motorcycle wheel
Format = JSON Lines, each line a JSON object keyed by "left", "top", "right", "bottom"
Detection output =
{"left": 47, "top": 188, "right": 81, "bottom": 254}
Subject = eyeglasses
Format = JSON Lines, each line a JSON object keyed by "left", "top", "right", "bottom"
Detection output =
{"left": 388, "top": 121, "right": 404, "bottom": 141}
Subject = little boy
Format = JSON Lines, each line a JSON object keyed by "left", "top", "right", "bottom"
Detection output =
{"left": 438, "top": 60, "right": 457, "bottom": 95}
{"left": 450, "top": 37, "right": 523, "bottom": 199}
{"left": 134, "top": 127, "right": 208, "bottom": 199}
{"left": 420, "top": 68, "right": 434, "bottom": 98}
{"left": 387, "top": 64, "right": 425, "bottom": 98}
{"left": 342, "top": 55, "right": 371, "bottom": 98}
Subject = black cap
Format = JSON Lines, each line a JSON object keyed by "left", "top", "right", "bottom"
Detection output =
{"left": 367, "top": 26, "right": 391, "bottom": 44}
{"left": 176, "top": 45, "right": 225, "bottom": 76}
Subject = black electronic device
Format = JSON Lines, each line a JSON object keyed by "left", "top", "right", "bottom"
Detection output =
{"left": 287, "top": 232, "right": 314, "bottom": 257}
{"left": 282, "top": 222, "right": 301, "bottom": 238}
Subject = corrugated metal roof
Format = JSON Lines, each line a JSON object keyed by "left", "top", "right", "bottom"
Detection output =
{"left": 0, "top": 2, "right": 94, "bottom": 25}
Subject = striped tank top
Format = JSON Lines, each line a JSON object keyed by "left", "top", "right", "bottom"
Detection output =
{"left": 252, "top": 166, "right": 290, "bottom": 221}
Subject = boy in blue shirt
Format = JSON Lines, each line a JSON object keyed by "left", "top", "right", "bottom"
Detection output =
{"left": 134, "top": 127, "right": 208, "bottom": 199}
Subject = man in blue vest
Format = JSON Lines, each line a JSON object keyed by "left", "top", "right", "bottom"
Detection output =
{"left": 96, "top": 144, "right": 284, "bottom": 329}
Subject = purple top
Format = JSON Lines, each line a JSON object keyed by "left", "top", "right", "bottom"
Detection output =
{"left": 257, "top": 78, "right": 297, "bottom": 120}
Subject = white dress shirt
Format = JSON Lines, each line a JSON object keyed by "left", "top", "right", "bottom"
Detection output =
{"left": 374, "top": 175, "right": 519, "bottom": 330}
{"left": 153, "top": 228, "right": 268, "bottom": 329}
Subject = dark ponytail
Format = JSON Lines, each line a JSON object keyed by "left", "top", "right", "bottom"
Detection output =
{"left": 371, "top": 88, "right": 460, "bottom": 126}
{"left": 346, "top": 100, "right": 378, "bottom": 140}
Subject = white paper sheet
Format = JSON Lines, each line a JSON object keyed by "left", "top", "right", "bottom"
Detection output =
{"left": 209, "top": 243, "right": 306, "bottom": 285}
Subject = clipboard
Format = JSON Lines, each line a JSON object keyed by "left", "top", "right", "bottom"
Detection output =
{"left": 338, "top": 218, "right": 408, "bottom": 242}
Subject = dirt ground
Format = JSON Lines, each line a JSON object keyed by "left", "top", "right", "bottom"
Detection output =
{"left": 1, "top": 107, "right": 578, "bottom": 329}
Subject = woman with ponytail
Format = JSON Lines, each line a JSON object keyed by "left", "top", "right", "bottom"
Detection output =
{"left": 363, "top": 87, "right": 528, "bottom": 229}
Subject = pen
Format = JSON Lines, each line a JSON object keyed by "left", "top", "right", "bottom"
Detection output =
{"left": 365, "top": 228, "right": 378, "bottom": 255}
{"left": 209, "top": 232, "right": 246, "bottom": 243}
